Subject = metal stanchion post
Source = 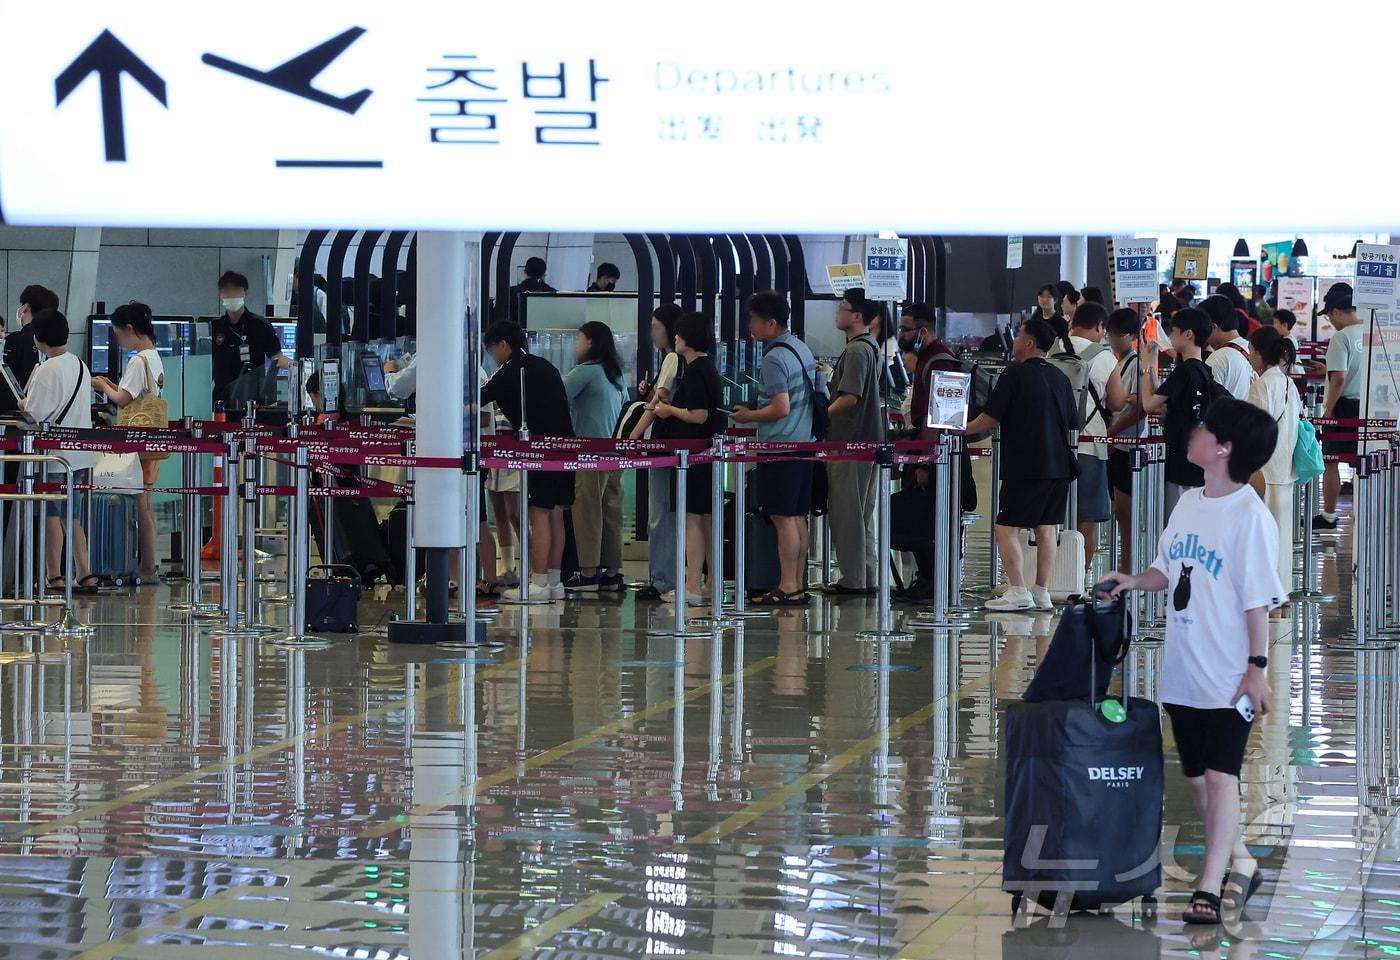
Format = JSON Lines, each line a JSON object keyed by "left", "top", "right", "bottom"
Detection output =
{"left": 263, "top": 423, "right": 298, "bottom": 605}
{"left": 443, "top": 459, "right": 496, "bottom": 647}
{"left": 723, "top": 446, "right": 769, "bottom": 620}
{"left": 171, "top": 423, "right": 219, "bottom": 617}
{"left": 691, "top": 438, "right": 736, "bottom": 630}
{"left": 499, "top": 459, "right": 552, "bottom": 607}
{"left": 1329, "top": 453, "right": 1391, "bottom": 649}
{"left": 1291, "top": 475, "right": 1334, "bottom": 605}
{"left": 272, "top": 446, "right": 328, "bottom": 648}
{"left": 1390, "top": 438, "right": 1400, "bottom": 632}
{"left": 50, "top": 456, "right": 90, "bottom": 637}
{"left": 236, "top": 437, "right": 276, "bottom": 635}
{"left": 404, "top": 466, "right": 417, "bottom": 622}
{"left": 858, "top": 445, "right": 913, "bottom": 642}
{"left": 211, "top": 439, "right": 269, "bottom": 637}
{"left": 653, "top": 449, "right": 708, "bottom": 638}
{"left": 1, "top": 438, "right": 45, "bottom": 632}
{"left": 1129, "top": 444, "right": 1161, "bottom": 645}
{"left": 909, "top": 436, "right": 966, "bottom": 633}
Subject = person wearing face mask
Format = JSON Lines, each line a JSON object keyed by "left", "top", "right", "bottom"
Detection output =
{"left": 586, "top": 263, "right": 621, "bottom": 292}
{"left": 210, "top": 270, "right": 291, "bottom": 410}
{"left": 5, "top": 285, "right": 59, "bottom": 405}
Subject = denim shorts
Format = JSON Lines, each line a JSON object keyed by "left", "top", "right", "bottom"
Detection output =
{"left": 45, "top": 469, "right": 89, "bottom": 519}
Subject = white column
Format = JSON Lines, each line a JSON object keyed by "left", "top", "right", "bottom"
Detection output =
{"left": 1060, "top": 235, "right": 1088, "bottom": 288}
{"left": 67, "top": 228, "right": 101, "bottom": 316}
{"left": 414, "top": 231, "right": 468, "bottom": 550}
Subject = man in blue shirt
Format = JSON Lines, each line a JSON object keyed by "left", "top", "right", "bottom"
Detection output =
{"left": 732, "top": 291, "right": 817, "bottom": 605}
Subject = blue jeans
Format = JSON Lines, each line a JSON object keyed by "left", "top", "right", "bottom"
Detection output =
{"left": 647, "top": 469, "right": 676, "bottom": 591}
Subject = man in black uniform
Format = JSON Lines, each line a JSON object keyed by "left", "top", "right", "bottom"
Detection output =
{"left": 5, "top": 285, "right": 59, "bottom": 398}
{"left": 210, "top": 271, "right": 290, "bottom": 410}
{"left": 480, "top": 320, "right": 574, "bottom": 601}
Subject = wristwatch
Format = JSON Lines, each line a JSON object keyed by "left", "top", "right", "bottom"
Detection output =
{"left": 1247, "top": 655, "right": 1268, "bottom": 669}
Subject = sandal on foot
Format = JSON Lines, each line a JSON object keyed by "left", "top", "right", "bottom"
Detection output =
{"left": 1182, "top": 890, "right": 1222, "bottom": 925}
{"left": 1221, "top": 869, "right": 1262, "bottom": 912}
{"left": 751, "top": 590, "right": 810, "bottom": 607}
{"left": 74, "top": 575, "right": 101, "bottom": 595}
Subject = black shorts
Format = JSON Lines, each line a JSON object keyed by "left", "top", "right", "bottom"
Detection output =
{"left": 1325, "top": 396, "right": 1361, "bottom": 457}
{"left": 671, "top": 463, "right": 715, "bottom": 515}
{"left": 1164, "top": 703, "right": 1252, "bottom": 779}
{"left": 1107, "top": 448, "right": 1134, "bottom": 496}
{"left": 754, "top": 460, "right": 813, "bottom": 518}
{"left": 527, "top": 470, "right": 575, "bottom": 510}
{"left": 995, "top": 477, "right": 1071, "bottom": 529}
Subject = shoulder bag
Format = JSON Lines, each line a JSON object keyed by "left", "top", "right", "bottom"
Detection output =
{"left": 118, "top": 353, "right": 171, "bottom": 461}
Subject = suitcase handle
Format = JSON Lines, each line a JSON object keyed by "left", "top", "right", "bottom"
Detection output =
{"left": 1083, "top": 597, "right": 1131, "bottom": 715}
{"left": 307, "top": 564, "right": 361, "bottom": 582}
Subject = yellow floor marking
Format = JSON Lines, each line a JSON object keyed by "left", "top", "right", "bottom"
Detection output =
{"left": 893, "top": 900, "right": 989, "bottom": 958}
{"left": 481, "top": 892, "right": 623, "bottom": 960}
{"left": 19, "top": 654, "right": 531, "bottom": 838}
{"left": 359, "top": 655, "right": 779, "bottom": 838}
{"left": 484, "top": 655, "right": 1017, "bottom": 957}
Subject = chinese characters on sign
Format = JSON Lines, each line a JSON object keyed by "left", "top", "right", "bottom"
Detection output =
{"left": 1354, "top": 243, "right": 1400, "bottom": 309}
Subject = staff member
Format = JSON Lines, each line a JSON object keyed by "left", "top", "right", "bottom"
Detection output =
{"left": 210, "top": 271, "right": 290, "bottom": 409}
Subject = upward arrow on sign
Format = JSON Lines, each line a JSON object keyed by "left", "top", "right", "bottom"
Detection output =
{"left": 55, "top": 30, "right": 167, "bottom": 162}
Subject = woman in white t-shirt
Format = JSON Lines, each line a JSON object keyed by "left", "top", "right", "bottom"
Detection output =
{"left": 20, "top": 309, "right": 97, "bottom": 592}
{"left": 93, "top": 302, "right": 165, "bottom": 580}
{"left": 1246, "top": 327, "right": 1301, "bottom": 596}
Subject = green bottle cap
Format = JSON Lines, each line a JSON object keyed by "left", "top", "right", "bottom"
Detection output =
{"left": 1099, "top": 698, "right": 1126, "bottom": 723}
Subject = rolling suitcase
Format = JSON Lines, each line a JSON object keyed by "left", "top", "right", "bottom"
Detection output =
{"left": 744, "top": 513, "right": 781, "bottom": 595}
{"left": 312, "top": 494, "right": 390, "bottom": 587}
{"left": 1027, "top": 528, "right": 1085, "bottom": 601}
{"left": 1002, "top": 597, "right": 1162, "bottom": 915}
{"left": 304, "top": 564, "right": 361, "bottom": 633}
{"left": 89, "top": 492, "right": 141, "bottom": 586}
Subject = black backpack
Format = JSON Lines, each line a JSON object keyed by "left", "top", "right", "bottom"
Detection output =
{"left": 768, "top": 341, "right": 829, "bottom": 440}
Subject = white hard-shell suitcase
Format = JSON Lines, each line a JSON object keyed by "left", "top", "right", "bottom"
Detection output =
{"left": 1027, "top": 528, "right": 1085, "bottom": 601}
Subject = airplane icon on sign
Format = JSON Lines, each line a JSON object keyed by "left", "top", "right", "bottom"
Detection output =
{"left": 202, "top": 27, "right": 372, "bottom": 114}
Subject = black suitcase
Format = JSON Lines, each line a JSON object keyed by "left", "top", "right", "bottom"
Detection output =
{"left": 1025, "top": 598, "right": 1131, "bottom": 704}
{"left": 311, "top": 492, "right": 391, "bottom": 587}
{"left": 1002, "top": 598, "right": 1162, "bottom": 915}
{"left": 304, "top": 564, "right": 361, "bottom": 633}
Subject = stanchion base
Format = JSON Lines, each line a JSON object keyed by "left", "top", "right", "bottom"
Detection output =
{"left": 261, "top": 594, "right": 294, "bottom": 605}
{"left": 646, "top": 625, "right": 716, "bottom": 638}
{"left": 451, "top": 607, "right": 499, "bottom": 621}
{"left": 47, "top": 609, "right": 93, "bottom": 637}
{"left": 688, "top": 615, "right": 738, "bottom": 629}
{"left": 387, "top": 619, "right": 478, "bottom": 645}
{"left": 905, "top": 618, "right": 969, "bottom": 632}
{"left": 1326, "top": 635, "right": 1399, "bottom": 651}
{"left": 721, "top": 607, "right": 772, "bottom": 619}
{"left": 208, "top": 622, "right": 280, "bottom": 638}
{"left": 1132, "top": 635, "right": 1165, "bottom": 648}
{"left": 1289, "top": 590, "right": 1337, "bottom": 604}
{"left": 855, "top": 629, "right": 916, "bottom": 643}
{"left": 496, "top": 596, "right": 556, "bottom": 607}
{"left": 0, "top": 620, "right": 49, "bottom": 634}
{"left": 267, "top": 634, "right": 335, "bottom": 649}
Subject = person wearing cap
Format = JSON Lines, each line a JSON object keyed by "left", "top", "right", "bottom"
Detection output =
{"left": 1315, "top": 283, "right": 1364, "bottom": 529}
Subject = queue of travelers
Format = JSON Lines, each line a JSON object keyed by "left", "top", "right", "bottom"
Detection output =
{"left": 1, "top": 267, "right": 1363, "bottom": 621}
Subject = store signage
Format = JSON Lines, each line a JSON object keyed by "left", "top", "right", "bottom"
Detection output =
{"left": 826, "top": 263, "right": 864, "bottom": 295}
{"left": 863, "top": 238, "right": 908, "bottom": 301}
{"left": 1111, "top": 237, "right": 1158, "bottom": 303}
{"left": 1276, "top": 276, "right": 1314, "bottom": 321}
{"left": 1354, "top": 243, "right": 1400, "bottom": 309}
{"left": 1006, "top": 236, "right": 1023, "bottom": 270}
{"left": 1173, "top": 239, "right": 1211, "bottom": 281}
{"left": 4, "top": 5, "right": 1400, "bottom": 231}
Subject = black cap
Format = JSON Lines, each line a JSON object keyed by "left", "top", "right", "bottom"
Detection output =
{"left": 1320, "top": 281, "right": 1354, "bottom": 314}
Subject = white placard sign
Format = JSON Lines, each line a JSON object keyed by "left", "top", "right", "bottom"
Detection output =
{"left": 863, "top": 238, "right": 908, "bottom": 302}
{"left": 3, "top": 5, "right": 1400, "bottom": 231}
{"left": 926, "top": 370, "right": 972, "bottom": 431}
{"left": 1276, "top": 276, "right": 1314, "bottom": 321}
{"left": 1354, "top": 244, "right": 1400, "bottom": 309}
{"left": 1111, "top": 237, "right": 1159, "bottom": 303}
{"left": 1006, "top": 236, "right": 1023, "bottom": 270}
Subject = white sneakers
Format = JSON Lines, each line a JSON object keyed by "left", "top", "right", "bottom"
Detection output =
{"left": 500, "top": 580, "right": 564, "bottom": 602}
{"left": 985, "top": 586, "right": 1054, "bottom": 612}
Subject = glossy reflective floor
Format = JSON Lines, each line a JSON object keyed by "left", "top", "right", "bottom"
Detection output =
{"left": 0, "top": 496, "right": 1394, "bottom": 959}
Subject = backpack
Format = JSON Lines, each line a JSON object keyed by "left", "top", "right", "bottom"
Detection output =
{"left": 1163, "top": 360, "right": 1230, "bottom": 466}
{"left": 926, "top": 351, "right": 994, "bottom": 440}
{"left": 1293, "top": 419, "right": 1324, "bottom": 484}
{"left": 1046, "top": 335, "right": 1113, "bottom": 432}
{"left": 768, "top": 341, "right": 829, "bottom": 440}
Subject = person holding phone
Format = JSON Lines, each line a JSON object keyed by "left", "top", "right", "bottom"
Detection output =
{"left": 1096, "top": 397, "right": 1283, "bottom": 926}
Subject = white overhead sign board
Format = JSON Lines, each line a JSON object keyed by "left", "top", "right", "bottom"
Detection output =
{"left": 0, "top": 3, "right": 1397, "bottom": 231}
{"left": 863, "top": 238, "right": 908, "bottom": 301}
{"left": 1354, "top": 243, "right": 1400, "bottom": 310}
{"left": 1112, "top": 237, "right": 1159, "bottom": 303}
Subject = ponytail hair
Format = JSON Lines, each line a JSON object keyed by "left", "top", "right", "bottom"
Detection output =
{"left": 111, "top": 301, "right": 155, "bottom": 340}
{"left": 1249, "top": 326, "right": 1295, "bottom": 369}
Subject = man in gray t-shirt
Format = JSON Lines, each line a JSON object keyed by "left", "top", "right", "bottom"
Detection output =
{"left": 823, "top": 290, "right": 885, "bottom": 593}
